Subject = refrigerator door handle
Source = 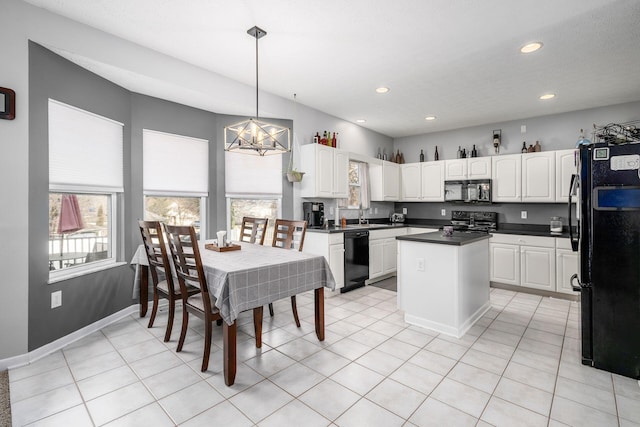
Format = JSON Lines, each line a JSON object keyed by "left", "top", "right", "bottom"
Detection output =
{"left": 570, "top": 273, "right": 582, "bottom": 292}
{"left": 568, "top": 174, "right": 579, "bottom": 252}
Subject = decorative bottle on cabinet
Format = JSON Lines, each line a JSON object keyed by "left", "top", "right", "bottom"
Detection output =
{"left": 521, "top": 141, "right": 527, "bottom": 153}
{"left": 457, "top": 146, "right": 462, "bottom": 158}
{"left": 461, "top": 148, "right": 467, "bottom": 158}
{"left": 332, "top": 132, "right": 337, "bottom": 148}
{"left": 314, "top": 132, "right": 320, "bottom": 144}
{"left": 434, "top": 146, "right": 439, "bottom": 160}
{"left": 534, "top": 140, "right": 541, "bottom": 152}
{"left": 321, "top": 132, "right": 328, "bottom": 145}
{"left": 471, "top": 144, "right": 477, "bottom": 157}
{"left": 420, "top": 149, "right": 425, "bottom": 162}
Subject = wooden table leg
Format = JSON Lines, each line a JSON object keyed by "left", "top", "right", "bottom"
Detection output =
{"left": 140, "top": 265, "right": 148, "bottom": 317}
{"left": 223, "top": 321, "right": 237, "bottom": 386}
{"left": 253, "top": 306, "right": 263, "bottom": 348}
{"left": 314, "top": 287, "right": 325, "bottom": 341}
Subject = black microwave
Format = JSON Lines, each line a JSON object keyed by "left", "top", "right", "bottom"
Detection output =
{"left": 444, "top": 179, "right": 492, "bottom": 203}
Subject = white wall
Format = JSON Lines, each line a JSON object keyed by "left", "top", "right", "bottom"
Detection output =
{"left": 0, "top": 0, "right": 30, "bottom": 360}
{"left": 1, "top": 0, "right": 392, "bottom": 360}
{"left": 393, "top": 101, "right": 640, "bottom": 162}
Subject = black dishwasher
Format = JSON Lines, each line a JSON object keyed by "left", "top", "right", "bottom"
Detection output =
{"left": 343, "top": 230, "right": 369, "bottom": 293}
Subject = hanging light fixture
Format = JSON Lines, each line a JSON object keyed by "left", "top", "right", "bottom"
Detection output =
{"left": 224, "top": 26, "right": 291, "bottom": 156}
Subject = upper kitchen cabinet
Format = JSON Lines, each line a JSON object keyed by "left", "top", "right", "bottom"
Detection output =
{"left": 400, "top": 161, "right": 445, "bottom": 202}
{"left": 445, "top": 157, "right": 491, "bottom": 180}
{"left": 555, "top": 149, "right": 577, "bottom": 203}
{"left": 492, "top": 154, "right": 522, "bottom": 202}
{"left": 299, "top": 144, "right": 349, "bottom": 198}
{"left": 371, "top": 160, "right": 400, "bottom": 201}
{"left": 522, "top": 151, "right": 555, "bottom": 202}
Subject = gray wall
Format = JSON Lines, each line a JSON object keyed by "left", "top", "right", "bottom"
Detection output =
{"left": 28, "top": 42, "right": 134, "bottom": 350}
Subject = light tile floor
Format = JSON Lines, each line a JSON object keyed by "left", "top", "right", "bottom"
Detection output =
{"left": 9, "top": 285, "right": 640, "bottom": 426}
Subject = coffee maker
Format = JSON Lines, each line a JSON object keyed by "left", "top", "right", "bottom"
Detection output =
{"left": 303, "top": 202, "right": 325, "bottom": 228}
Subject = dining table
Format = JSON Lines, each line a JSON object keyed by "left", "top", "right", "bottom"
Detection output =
{"left": 130, "top": 240, "right": 336, "bottom": 385}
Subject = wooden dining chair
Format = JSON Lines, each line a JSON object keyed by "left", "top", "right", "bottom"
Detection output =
{"left": 270, "top": 219, "right": 308, "bottom": 327}
{"left": 239, "top": 216, "right": 268, "bottom": 245}
{"left": 164, "top": 224, "right": 262, "bottom": 372}
{"left": 138, "top": 220, "right": 199, "bottom": 342}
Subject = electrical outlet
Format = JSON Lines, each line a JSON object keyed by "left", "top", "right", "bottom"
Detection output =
{"left": 369, "top": 208, "right": 373, "bottom": 214}
{"left": 521, "top": 211, "right": 528, "bottom": 219}
{"left": 374, "top": 207, "right": 378, "bottom": 214}
{"left": 51, "top": 290, "right": 62, "bottom": 309}
{"left": 402, "top": 208, "right": 408, "bottom": 215}
{"left": 441, "top": 209, "right": 446, "bottom": 216}
{"left": 521, "top": 125, "right": 527, "bottom": 133}
{"left": 416, "top": 258, "right": 425, "bottom": 272}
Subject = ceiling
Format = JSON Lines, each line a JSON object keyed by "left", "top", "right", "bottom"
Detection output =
{"left": 23, "top": 0, "right": 640, "bottom": 138}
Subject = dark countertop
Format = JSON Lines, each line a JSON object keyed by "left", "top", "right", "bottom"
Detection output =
{"left": 396, "top": 231, "right": 492, "bottom": 246}
{"left": 306, "top": 219, "right": 572, "bottom": 239}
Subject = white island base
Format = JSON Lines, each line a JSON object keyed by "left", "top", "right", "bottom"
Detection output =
{"left": 397, "top": 234, "right": 491, "bottom": 338}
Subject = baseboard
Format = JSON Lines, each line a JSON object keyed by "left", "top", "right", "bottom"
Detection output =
{"left": 490, "top": 282, "right": 580, "bottom": 302}
{"left": 0, "top": 304, "right": 139, "bottom": 371}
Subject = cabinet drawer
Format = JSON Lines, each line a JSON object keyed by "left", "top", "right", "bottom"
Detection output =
{"left": 370, "top": 227, "right": 407, "bottom": 240}
{"left": 328, "top": 233, "right": 344, "bottom": 245}
{"left": 490, "top": 233, "right": 554, "bottom": 248}
{"left": 555, "top": 238, "right": 572, "bottom": 250}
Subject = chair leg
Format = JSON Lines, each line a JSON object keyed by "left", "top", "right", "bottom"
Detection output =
{"left": 177, "top": 308, "right": 189, "bottom": 352}
{"left": 202, "top": 318, "right": 212, "bottom": 372}
{"left": 268, "top": 303, "right": 274, "bottom": 317}
{"left": 147, "top": 292, "right": 159, "bottom": 328}
{"left": 291, "top": 295, "right": 301, "bottom": 328}
{"left": 164, "top": 298, "right": 175, "bottom": 342}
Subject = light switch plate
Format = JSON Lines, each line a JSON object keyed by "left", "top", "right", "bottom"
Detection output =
{"left": 402, "top": 208, "right": 407, "bottom": 215}
{"left": 521, "top": 125, "right": 527, "bottom": 133}
{"left": 441, "top": 209, "right": 446, "bottom": 216}
{"left": 416, "top": 258, "right": 425, "bottom": 271}
{"left": 521, "top": 211, "right": 528, "bottom": 219}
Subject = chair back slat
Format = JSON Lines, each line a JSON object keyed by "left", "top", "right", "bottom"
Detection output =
{"left": 272, "top": 219, "right": 307, "bottom": 252}
{"left": 239, "top": 216, "right": 268, "bottom": 245}
{"left": 138, "top": 220, "right": 175, "bottom": 292}
{"left": 164, "top": 224, "right": 212, "bottom": 312}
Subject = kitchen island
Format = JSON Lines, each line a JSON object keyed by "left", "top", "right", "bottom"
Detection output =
{"left": 396, "top": 231, "right": 491, "bottom": 338}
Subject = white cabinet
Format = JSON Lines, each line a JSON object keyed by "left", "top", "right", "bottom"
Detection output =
{"left": 303, "top": 232, "right": 345, "bottom": 290}
{"left": 401, "top": 163, "right": 422, "bottom": 201}
{"left": 299, "top": 144, "right": 349, "bottom": 198}
{"left": 421, "top": 161, "right": 445, "bottom": 201}
{"left": 371, "top": 161, "right": 400, "bottom": 201}
{"left": 368, "top": 228, "right": 407, "bottom": 280}
{"left": 490, "top": 242, "right": 520, "bottom": 286}
{"left": 445, "top": 157, "right": 491, "bottom": 180}
{"left": 490, "top": 234, "right": 556, "bottom": 291}
{"left": 555, "top": 149, "right": 577, "bottom": 203}
{"left": 555, "top": 238, "right": 578, "bottom": 295}
{"left": 522, "top": 152, "right": 555, "bottom": 202}
{"left": 400, "top": 161, "right": 445, "bottom": 202}
{"left": 521, "top": 245, "right": 555, "bottom": 291}
{"left": 467, "top": 157, "right": 492, "bottom": 179}
{"left": 492, "top": 154, "right": 522, "bottom": 202}
{"left": 445, "top": 159, "right": 467, "bottom": 180}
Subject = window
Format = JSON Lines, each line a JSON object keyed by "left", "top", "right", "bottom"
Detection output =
{"left": 143, "top": 129, "right": 209, "bottom": 236}
{"left": 48, "top": 99, "right": 123, "bottom": 277}
{"left": 348, "top": 161, "right": 363, "bottom": 208}
{"left": 225, "top": 151, "right": 282, "bottom": 241}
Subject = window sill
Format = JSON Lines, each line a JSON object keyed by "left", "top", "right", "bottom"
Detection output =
{"left": 48, "top": 261, "right": 127, "bottom": 284}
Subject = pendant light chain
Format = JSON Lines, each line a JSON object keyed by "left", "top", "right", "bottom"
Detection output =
{"left": 255, "top": 30, "right": 259, "bottom": 120}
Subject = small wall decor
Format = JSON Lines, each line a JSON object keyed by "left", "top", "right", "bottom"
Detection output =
{"left": 0, "top": 87, "right": 16, "bottom": 120}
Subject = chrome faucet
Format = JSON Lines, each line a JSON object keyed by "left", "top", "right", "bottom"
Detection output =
{"left": 358, "top": 208, "right": 369, "bottom": 225}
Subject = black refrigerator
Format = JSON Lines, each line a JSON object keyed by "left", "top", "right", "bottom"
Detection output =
{"left": 569, "top": 141, "right": 640, "bottom": 379}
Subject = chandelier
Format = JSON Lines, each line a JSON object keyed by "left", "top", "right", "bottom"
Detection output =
{"left": 224, "top": 26, "right": 291, "bottom": 156}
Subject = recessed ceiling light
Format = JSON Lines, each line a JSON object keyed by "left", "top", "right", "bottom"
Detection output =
{"left": 539, "top": 93, "right": 556, "bottom": 100}
{"left": 520, "top": 42, "right": 543, "bottom": 54}
{"left": 425, "top": 116, "right": 436, "bottom": 121}
{"left": 375, "top": 87, "right": 390, "bottom": 94}
{"left": 356, "top": 119, "right": 366, "bottom": 123}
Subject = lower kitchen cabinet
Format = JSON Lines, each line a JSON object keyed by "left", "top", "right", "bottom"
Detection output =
{"left": 303, "top": 232, "right": 345, "bottom": 291}
{"left": 489, "top": 242, "right": 520, "bottom": 286}
{"left": 520, "top": 245, "right": 555, "bottom": 291}
{"left": 555, "top": 238, "right": 578, "bottom": 295}
{"left": 382, "top": 238, "right": 397, "bottom": 275}
{"left": 368, "top": 228, "right": 407, "bottom": 280}
{"left": 369, "top": 239, "right": 383, "bottom": 278}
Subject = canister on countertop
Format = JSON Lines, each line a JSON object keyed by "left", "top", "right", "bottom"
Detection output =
{"left": 550, "top": 217, "right": 563, "bottom": 235}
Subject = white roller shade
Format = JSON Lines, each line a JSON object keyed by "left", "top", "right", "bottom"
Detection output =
{"left": 143, "top": 129, "right": 209, "bottom": 196}
{"left": 225, "top": 151, "right": 282, "bottom": 196}
{"left": 49, "top": 99, "right": 124, "bottom": 192}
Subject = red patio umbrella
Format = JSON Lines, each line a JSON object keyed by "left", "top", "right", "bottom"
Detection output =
{"left": 57, "top": 194, "right": 84, "bottom": 255}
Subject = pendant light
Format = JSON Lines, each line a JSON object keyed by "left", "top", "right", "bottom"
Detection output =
{"left": 224, "top": 26, "right": 291, "bottom": 156}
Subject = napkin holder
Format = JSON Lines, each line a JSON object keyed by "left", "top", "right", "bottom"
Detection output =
{"left": 205, "top": 243, "right": 241, "bottom": 252}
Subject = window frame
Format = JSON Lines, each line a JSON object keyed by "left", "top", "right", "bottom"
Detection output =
{"left": 143, "top": 193, "right": 207, "bottom": 237}
{"left": 348, "top": 160, "right": 363, "bottom": 209}
{"left": 226, "top": 195, "right": 282, "bottom": 242}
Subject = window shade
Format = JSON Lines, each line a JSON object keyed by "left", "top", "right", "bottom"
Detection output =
{"left": 49, "top": 99, "right": 124, "bottom": 192}
{"left": 225, "top": 151, "right": 282, "bottom": 196}
{"left": 143, "top": 129, "right": 209, "bottom": 196}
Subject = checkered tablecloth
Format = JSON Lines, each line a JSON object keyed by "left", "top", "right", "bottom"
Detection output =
{"left": 200, "top": 241, "right": 336, "bottom": 324}
{"left": 131, "top": 242, "right": 336, "bottom": 324}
